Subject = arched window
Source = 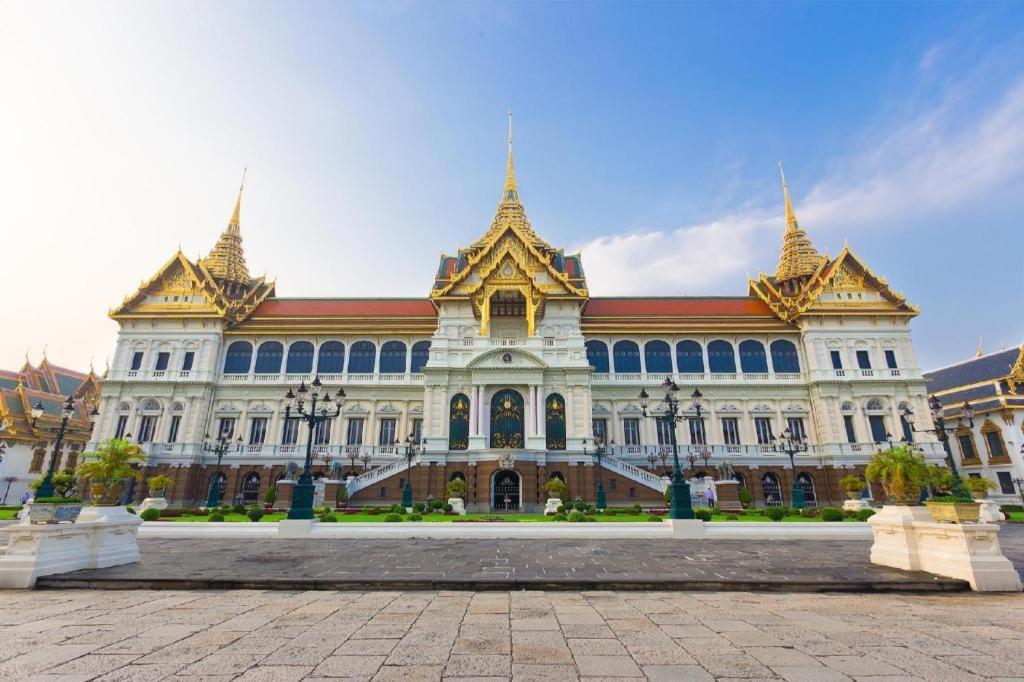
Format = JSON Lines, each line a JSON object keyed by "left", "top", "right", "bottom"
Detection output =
{"left": 676, "top": 341, "right": 704, "bottom": 373}
{"left": 348, "top": 341, "right": 376, "bottom": 374}
{"left": 865, "top": 399, "right": 884, "bottom": 411}
{"left": 317, "top": 341, "right": 345, "bottom": 374}
{"left": 548, "top": 471, "right": 566, "bottom": 483}
{"left": 796, "top": 472, "right": 816, "bottom": 506}
{"left": 644, "top": 341, "right": 672, "bottom": 374}
{"left": 770, "top": 340, "right": 801, "bottom": 373}
{"left": 612, "top": 340, "right": 641, "bottom": 373}
{"left": 254, "top": 342, "right": 283, "bottom": 374}
{"left": 733, "top": 472, "right": 746, "bottom": 489}
{"left": 379, "top": 341, "right": 407, "bottom": 373}
{"left": 585, "top": 340, "right": 609, "bottom": 374}
{"left": 707, "top": 340, "right": 736, "bottom": 374}
{"left": 448, "top": 393, "right": 469, "bottom": 450}
{"left": 410, "top": 341, "right": 431, "bottom": 373}
{"left": 545, "top": 393, "right": 566, "bottom": 450}
{"left": 738, "top": 340, "right": 768, "bottom": 373}
{"left": 285, "top": 342, "right": 314, "bottom": 374}
{"left": 761, "top": 472, "right": 781, "bottom": 506}
{"left": 241, "top": 472, "right": 261, "bottom": 504}
{"left": 223, "top": 341, "right": 253, "bottom": 374}
{"left": 209, "top": 472, "right": 227, "bottom": 504}
{"left": 449, "top": 471, "right": 466, "bottom": 482}
{"left": 490, "top": 389, "right": 525, "bottom": 449}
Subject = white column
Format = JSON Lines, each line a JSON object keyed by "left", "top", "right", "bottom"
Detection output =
{"left": 469, "top": 386, "right": 478, "bottom": 435}
{"left": 563, "top": 389, "right": 572, "bottom": 439}
{"left": 527, "top": 386, "right": 536, "bottom": 436}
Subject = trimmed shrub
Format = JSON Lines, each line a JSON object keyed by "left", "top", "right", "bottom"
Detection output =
{"left": 264, "top": 486, "right": 277, "bottom": 505}
{"left": 209, "top": 512, "right": 225, "bottom": 522}
{"left": 574, "top": 501, "right": 587, "bottom": 512}
{"left": 429, "top": 499, "right": 444, "bottom": 510}
{"left": 140, "top": 508, "right": 160, "bottom": 521}
{"left": 632, "top": 504, "right": 642, "bottom": 514}
{"left": 409, "top": 513, "right": 422, "bottom": 521}
{"left": 126, "top": 506, "right": 136, "bottom": 514}
{"left": 232, "top": 504, "right": 246, "bottom": 515}
{"left": 361, "top": 505, "right": 372, "bottom": 514}
{"left": 1001, "top": 504, "right": 1024, "bottom": 513}
{"left": 765, "top": 506, "right": 786, "bottom": 521}
{"left": 738, "top": 488, "right": 753, "bottom": 505}
{"left": 443, "top": 503, "right": 453, "bottom": 513}
{"left": 856, "top": 509, "right": 876, "bottom": 522}
{"left": 313, "top": 506, "right": 330, "bottom": 516}
{"left": 646, "top": 514, "right": 664, "bottom": 522}
{"left": 800, "top": 508, "right": 820, "bottom": 518}
{"left": 247, "top": 507, "right": 265, "bottom": 522}
{"left": 388, "top": 503, "right": 405, "bottom": 514}
{"left": 384, "top": 513, "right": 402, "bottom": 522}
{"left": 693, "top": 509, "right": 712, "bottom": 522}
{"left": 367, "top": 507, "right": 380, "bottom": 516}
{"left": 603, "top": 508, "right": 617, "bottom": 516}
{"left": 552, "top": 513, "right": 567, "bottom": 521}
{"left": 568, "top": 510, "right": 587, "bottom": 522}
{"left": 820, "top": 508, "right": 844, "bottom": 522}
{"left": 556, "top": 505, "right": 566, "bottom": 514}
{"left": 842, "top": 509, "right": 858, "bottom": 519}
{"left": 220, "top": 505, "right": 232, "bottom": 513}
{"left": 318, "top": 513, "right": 338, "bottom": 523}
{"left": 413, "top": 502, "right": 426, "bottom": 513}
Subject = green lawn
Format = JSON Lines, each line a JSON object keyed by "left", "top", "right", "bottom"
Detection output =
{"left": 0, "top": 508, "right": 20, "bottom": 520}
{"left": 1006, "top": 511, "right": 1024, "bottom": 523}
{"left": 150, "top": 511, "right": 866, "bottom": 523}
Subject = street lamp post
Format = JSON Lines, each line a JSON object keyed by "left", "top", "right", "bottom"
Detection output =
{"left": 901, "top": 397, "right": 972, "bottom": 499}
{"left": 583, "top": 437, "right": 607, "bottom": 510}
{"left": 359, "top": 451, "right": 371, "bottom": 471}
{"left": 399, "top": 434, "right": 423, "bottom": 509}
{"left": 283, "top": 377, "right": 345, "bottom": 520}
{"left": 770, "top": 428, "right": 808, "bottom": 509}
{"left": 639, "top": 378, "right": 699, "bottom": 520}
{"left": 685, "top": 450, "right": 699, "bottom": 476}
{"left": 33, "top": 396, "right": 99, "bottom": 499}
{"left": 646, "top": 452, "right": 658, "bottom": 472}
{"left": 202, "top": 428, "right": 242, "bottom": 508}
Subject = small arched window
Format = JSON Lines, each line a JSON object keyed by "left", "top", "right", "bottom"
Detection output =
{"left": 223, "top": 341, "right": 253, "bottom": 374}
{"left": 738, "top": 340, "right": 768, "bottom": 373}
{"left": 285, "top": 341, "right": 314, "bottom": 374}
{"left": 865, "top": 399, "right": 884, "bottom": 411}
{"left": 612, "top": 340, "right": 641, "bottom": 373}
{"left": 410, "top": 341, "right": 431, "bottom": 373}
{"left": 585, "top": 340, "right": 609, "bottom": 374}
{"left": 770, "top": 340, "right": 801, "bottom": 373}
{"left": 676, "top": 341, "right": 704, "bottom": 373}
{"left": 317, "top": 341, "right": 345, "bottom": 374}
{"left": 379, "top": 341, "right": 407, "bottom": 373}
{"left": 707, "top": 340, "right": 736, "bottom": 374}
{"left": 644, "top": 341, "right": 672, "bottom": 373}
{"left": 254, "top": 342, "right": 284, "bottom": 374}
{"left": 348, "top": 341, "right": 376, "bottom": 374}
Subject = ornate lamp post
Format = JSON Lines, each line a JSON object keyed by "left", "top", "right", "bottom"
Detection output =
{"left": 699, "top": 447, "right": 712, "bottom": 475}
{"left": 347, "top": 447, "right": 360, "bottom": 476}
{"left": 685, "top": 450, "right": 699, "bottom": 476}
{"left": 582, "top": 437, "right": 608, "bottom": 510}
{"left": 658, "top": 447, "right": 669, "bottom": 472}
{"left": 901, "top": 397, "right": 972, "bottom": 498}
{"left": 770, "top": 427, "right": 808, "bottom": 509}
{"left": 646, "top": 452, "right": 658, "bottom": 472}
{"left": 399, "top": 433, "right": 424, "bottom": 509}
{"left": 283, "top": 377, "right": 345, "bottom": 520}
{"left": 33, "top": 396, "right": 99, "bottom": 499}
{"left": 359, "top": 450, "right": 372, "bottom": 471}
{"left": 639, "top": 378, "right": 699, "bottom": 520}
{"left": 203, "top": 428, "right": 242, "bottom": 508}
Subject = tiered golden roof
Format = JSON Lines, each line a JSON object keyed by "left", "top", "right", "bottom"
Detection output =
{"left": 200, "top": 172, "right": 251, "bottom": 293}
{"left": 774, "top": 163, "right": 822, "bottom": 285}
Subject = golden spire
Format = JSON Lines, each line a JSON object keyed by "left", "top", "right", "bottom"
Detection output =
{"left": 227, "top": 167, "right": 245, "bottom": 236}
{"left": 200, "top": 169, "right": 251, "bottom": 294}
{"left": 976, "top": 337, "right": 985, "bottom": 357}
{"left": 774, "top": 162, "right": 822, "bottom": 286}
{"left": 501, "top": 110, "right": 519, "bottom": 205}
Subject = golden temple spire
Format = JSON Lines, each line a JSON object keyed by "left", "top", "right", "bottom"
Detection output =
{"left": 976, "top": 337, "right": 985, "bottom": 357}
{"left": 502, "top": 110, "right": 519, "bottom": 205}
{"left": 774, "top": 162, "right": 822, "bottom": 287}
{"left": 227, "top": 167, "right": 246, "bottom": 236}
{"left": 200, "top": 169, "right": 251, "bottom": 294}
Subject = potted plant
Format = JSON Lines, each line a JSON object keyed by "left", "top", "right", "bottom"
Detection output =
{"left": 839, "top": 475, "right": 867, "bottom": 500}
{"left": 76, "top": 438, "right": 146, "bottom": 506}
{"left": 146, "top": 474, "right": 173, "bottom": 498}
{"left": 446, "top": 477, "right": 467, "bottom": 514}
{"left": 925, "top": 465, "right": 953, "bottom": 497}
{"left": 737, "top": 487, "right": 753, "bottom": 509}
{"left": 543, "top": 478, "right": 569, "bottom": 515}
{"left": 864, "top": 446, "right": 928, "bottom": 505}
{"left": 264, "top": 485, "right": 277, "bottom": 511}
{"left": 27, "top": 470, "right": 83, "bottom": 523}
{"left": 965, "top": 477, "right": 997, "bottom": 499}
{"left": 337, "top": 483, "right": 349, "bottom": 509}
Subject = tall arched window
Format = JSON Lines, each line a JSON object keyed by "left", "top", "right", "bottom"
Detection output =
{"left": 241, "top": 472, "right": 261, "bottom": 504}
{"left": 676, "top": 341, "right": 704, "bottom": 373}
{"left": 254, "top": 342, "right": 283, "bottom": 374}
{"left": 209, "top": 472, "right": 227, "bottom": 504}
{"left": 585, "top": 340, "right": 609, "bottom": 374}
{"left": 448, "top": 393, "right": 469, "bottom": 450}
{"left": 796, "top": 472, "right": 816, "bottom": 506}
{"left": 348, "top": 341, "right": 376, "bottom": 374}
{"left": 490, "top": 389, "right": 524, "bottom": 449}
{"left": 545, "top": 393, "right": 566, "bottom": 450}
{"left": 379, "top": 341, "right": 407, "bottom": 373}
{"left": 707, "top": 340, "right": 736, "bottom": 374}
{"left": 761, "top": 472, "right": 781, "bottom": 505}
{"left": 644, "top": 341, "right": 672, "bottom": 373}
{"left": 612, "top": 340, "right": 641, "bottom": 373}
{"left": 410, "top": 341, "right": 431, "bottom": 373}
{"left": 316, "top": 341, "right": 345, "bottom": 373}
{"left": 285, "top": 341, "right": 314, "bottom": 374}
{"left": 223, "top": 341, "right": 253, "bottom": 374}
{"left": 770, "top": 340, "right": 801, "bottom": 373}
{"left": 738, "top": 340, "right": 768, "bottom": 373}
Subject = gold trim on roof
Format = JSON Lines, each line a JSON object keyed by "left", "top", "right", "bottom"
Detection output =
{"left": 774, "top": 163, "right": 822, "bottom": 285}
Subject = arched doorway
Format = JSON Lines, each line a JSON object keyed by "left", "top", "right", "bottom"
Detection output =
{"left": 796, "top": 472, "right": 816, "bottom": 507}
{"left": 490, "top": 389, "right": 524, "bottom": 449}
{"left": 492, "top": 469, "right": 521, "bottom": 511}
{"left": 241, "top": 472, "right": 260, "bottom": 504}
{"left": 761, "top": 473, "right": 781, "bottom": 506}
{"left": 209, "top": 472, "right": 227, "bottom": 504}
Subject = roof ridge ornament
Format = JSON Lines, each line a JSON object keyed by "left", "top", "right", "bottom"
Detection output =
{"left": 502, "top": 110, "right": 519, "bottom": 205}
{"left": 773, "top": 162, "right": 822, "bottom": 288}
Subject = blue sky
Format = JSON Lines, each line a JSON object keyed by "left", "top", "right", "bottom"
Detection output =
{"left": 1, "top": 1, "right": 1022, "bottom": 372}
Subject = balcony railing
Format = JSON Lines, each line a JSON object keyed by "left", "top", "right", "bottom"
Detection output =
{"left": 109, "top": 369, "right": 214, "bottom": 382}
{"left": 590, "top": 372, "right": 805, "bottom": 385}
{"left": 220, "top": 372, "right": 425, "bottom": 385}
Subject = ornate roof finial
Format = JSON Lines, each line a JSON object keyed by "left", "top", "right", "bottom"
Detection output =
{"left": 779, "top": 161, "right": 798, "bottom": 233}
{"left": 976, "top": 337, "right": 985, "bottom": 357}
{"left": 200, "top": 169, "right": 252, "bottom": 293}
{"left": 502, "top": 110, "right": 519, "bottom": 205}
{"left": 228, "top": 166, "right": 246, "bottom": 236}
{"left": 774, "top": 162, "right": 822, "bottom": 287}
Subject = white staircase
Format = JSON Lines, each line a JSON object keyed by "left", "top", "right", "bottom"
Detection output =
{"left": 346, "top": 458, "right": 415, "bottom": 497}
{"left": 600, "top": 455, "right": 669, "bottom": 493}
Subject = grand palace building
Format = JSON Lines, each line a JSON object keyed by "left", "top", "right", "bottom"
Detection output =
{"left": 87, "top": 129, "right": 945, "bottom": 511}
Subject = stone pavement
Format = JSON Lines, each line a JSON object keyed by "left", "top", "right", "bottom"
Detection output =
{"left": 0, "top": 588, "right": 1022, "bottom": 680}
{"left": 39, "top": 536, "right": 967, "bottom": 592}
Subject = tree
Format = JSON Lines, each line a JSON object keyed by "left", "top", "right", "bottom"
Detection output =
{"left": 30, "top": 469, "right": 78, "bottom": 498}
{"left": 865, "top": 446, "right": 929, "bottom": 504}
{"left": 445, "top": 477, "right": 466, "bottom": 500}
{"left": 544, "top": 477, "right": 568, "bottom": 502}
{"left": 77, "top": 438, "right": 146, "bottom": 505}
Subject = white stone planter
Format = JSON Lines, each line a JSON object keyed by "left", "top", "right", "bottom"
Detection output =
{"left": 978, "top": 499, "right": 1005, "bottom": 523}
{"left": 448, "top": 498, "right": 466, "bottom": 515}
{"left": 544, "top": 498, "right": 562, "bottom": 515}
{"left": 138, "top": 497, "right": 168, "bottom": 513}
{"left": 842, "top": 498, "right": 872, "bottom": 512}
{"left": 26, "top": 502, "right": 83, "bottom": 524}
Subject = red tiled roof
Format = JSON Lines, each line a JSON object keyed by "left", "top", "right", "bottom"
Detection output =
{"left": 583, "top": 297, "right": 775, "bottom": 317}
{"left": 253, "top": 298, "right": 436, "bottom": 318}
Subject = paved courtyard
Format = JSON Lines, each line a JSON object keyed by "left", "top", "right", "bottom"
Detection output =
{"left": 1, "top": 588, "right": 1022, "bottom": 680}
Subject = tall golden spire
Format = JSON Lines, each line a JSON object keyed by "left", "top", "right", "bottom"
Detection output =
{"left": 201, "top": 169, "right": 251, "bottom": 294}
{"left": 774, "top": 162, "right": 822, "bottom": 286}
{"left": 501, "top": 110, "right": 519, "bottom": 205}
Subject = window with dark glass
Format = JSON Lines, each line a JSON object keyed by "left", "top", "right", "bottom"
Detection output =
{"left": 316, "top": 341, "right": 345, "bottom": 373}
{"left": 998, "top": 471, "right": 1015, "bottom": 495}
{"left": 379, "top": 418, "right": 397, "bottom": 446}
{"left": 249, "top": 418, "right": 267, "bottom": 445}
{"left": 689, "top": 418, "right": 706, "bottom": 445}
{"left": 787, "top": 417, "right": 806, "bottom": 441}
{"left": 223, "top": 341, "right": 252, "bottom": 374}
{"left": 130, "top": 352, "right": 144, "bottom": 371}
{"left": 722, "top": 418, "right": 740, "bottom": 445}
{"left": 448, "top": 394, "right": 469, "bottom": 450}
{"left": 984, "top": 429, "right": 1006, "bottom": 458}
{"left": 770, "top": 340, "right": 801, "bottom": 373}
{"left": 410, "top": 341, "right": 431, "bottom": 373}
{"left": 738, "top": 340, "right": 768, "bottom": 373}
{"left": 868, "top": 415, "right": 887, "bottom": 443}
{"left": 830, "top": 350, "right": 843, "bottom": 369}
{"left": 115, "top": 415, "right": 128, "bottom": 439}
{"left": 900, "top": 415, "right": 914, "bottom": 443}
{"left": 155, "top": 352, "right": 170, "bottom": 371}
{"left": 138, "top": 415, "right": 157, "bottom": 443}
{"left": 755, "top": 417, "right": 774, "bottom": 445}
{"left": 707, "top": 340, "right": 736, "bottom": 373}
{"left": 348, "top": 341, "right": 376, "bottom": 374}
{"left": 884, "top": 350, "right": 898, "bottom": 369}
{"left": 844, "top": 415, "right": 857, "bottom": 444}
{"left": 545, "top": 393, "right": 566, "bottom": 450}
{"left": 585, "top": 340, "right": 609, "bottom": 374}
{"left": 254, "top": 341, "right": 284, "bottom": 374}
{"left": 592, "top": 418, "right": 607, "bottom": 444}
{"left": 281, "top": 418, "right": 299, "bottom": 445}
{"left": 285, "top": 341, "right": 314, "bottom": 374}
{"left": 643, "top": 340, "right": 672, "bottom": 373}
{"left": 313, "top": 419, "right": 331, "bottom": 445}
{"left": 856, "top": 350, "right": 872, "bottom": 370}
{"left": 676, "top": 340, "right": 704, "bottom": 373}
{"left": 655, "top": 419, "right": 673, "bottom": 446}
{"left": 622, "top": 418, "right": 640, "bottom": 445}
{"left": 612, "top": 341, "right": 641, "bottom": 373}
{"left": 411, "top": 418, "right": 423, "bottom": 443}
{"left": 609, "top": 478, "right": 617, "bottom": 490}
{"left": 379, "top": 341, "right": 408, "bottom": 373}
{"left": 167, "top": 415, "right": 181, "bottom": 444}
{"left": 181, "top": 351, "right": 194, "bottom": 371}
{"left": 218, "top": 417, "right": 235, "bottom": 439}
{"left": 346, "top": 418, "right": 364, "bottom": 445}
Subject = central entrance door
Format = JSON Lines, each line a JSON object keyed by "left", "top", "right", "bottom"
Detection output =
{"left": 490, "top": 389, "right": 524, "bottom": 449}
{"left": 492, "top": 469, "right": 521, "bottom": 511}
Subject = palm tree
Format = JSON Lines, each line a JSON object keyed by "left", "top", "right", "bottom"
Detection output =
{"left": 865, "top": 445, "right": 928, "bottom": 505}
{"left": 77, "top": 438, "right": 146, "bottom": 505}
